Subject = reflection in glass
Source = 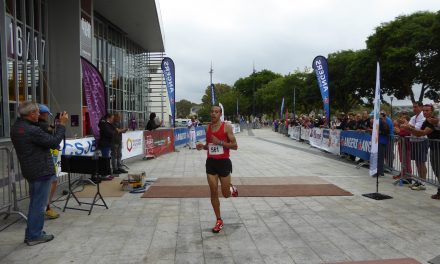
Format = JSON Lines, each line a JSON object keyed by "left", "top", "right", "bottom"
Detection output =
{"left": 8, "top": 60, "right": 16, "bottom": 101}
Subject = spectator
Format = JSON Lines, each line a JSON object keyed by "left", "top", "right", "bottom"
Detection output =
{"left": 405, "top": 101, "right": 428, "bottom": 189}
{"left": 376, "top": 112, "right": 390, "bottom": 176}
{"left": 112, "top": 112, "right": 128, "bottom": 174}
{"left": 37, "top": 104, "right": 59, "bottom": 220}
{"left": 145, "top": 112, "right": 162, "bottom": 131}
{"left": 11, "top": 101, "right": 68, "bottom": 246}
{"left": 394, "top": 111, "right": 412, "bottom": 181}
{"left": 98, "top": 113, "right": 116, "bottom": 179}
{"left": 403, "top": 104, "right": 440, "bottom": 193}
{"left": 381, "top": 110, "right": 395, "bottom": 171}
{"left": 187, "top": 116, "right": 198, "bottom": 149}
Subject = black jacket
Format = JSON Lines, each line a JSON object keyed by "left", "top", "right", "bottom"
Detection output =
{"left": 98, "top": 119, "right": 116, "bottom": 148}
{"left": 11, "top": 118, "right": 65, "bottom": 181}
{"left": 146, "top": 119, "right": 160, "bottom": 131}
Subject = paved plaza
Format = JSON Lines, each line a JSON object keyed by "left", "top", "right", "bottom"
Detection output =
{"left": 1, "top": 127, "right": 440, "bottom": 264}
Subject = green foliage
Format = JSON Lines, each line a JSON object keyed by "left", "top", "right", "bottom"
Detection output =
{"left": 175, "top": 99, "right": 194, "bottom": 118}
{"left": 367, "top": 11, "right": 439, "bottom": 103}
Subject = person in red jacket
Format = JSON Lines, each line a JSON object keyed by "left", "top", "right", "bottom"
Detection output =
{"left": 196, "top": 105, "right": 238, "bottom": 233}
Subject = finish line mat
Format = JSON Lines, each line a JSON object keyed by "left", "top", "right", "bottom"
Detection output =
{"left": 326, "top": 258, "right": 421, "bottom": 264}
{"left": 141, "top": 177, "right": 352, "bottom": 198}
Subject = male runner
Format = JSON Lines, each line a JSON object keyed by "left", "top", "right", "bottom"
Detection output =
{"left": 196, "top": 105, "right": 238, "bottom": 233}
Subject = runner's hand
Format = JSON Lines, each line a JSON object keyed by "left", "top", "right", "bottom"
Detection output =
{"left": 196, "top": 142, "right": 204, "bottom": 151}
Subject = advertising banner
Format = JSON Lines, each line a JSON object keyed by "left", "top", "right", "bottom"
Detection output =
{"left": 300, "top": 127, "right": 311, "bottom": 141}
{"left": 81, "top": 57, "right": 106, "bottom": 141}
{"left": 290, "top": 126, "right": 301, "bottom": 140}
{"left": 280, "top": 97, "right": 284, "bottom": 119}
{"left": 309, "top": 128, "right": 323, "bottom": 149}
{"left": 196, "top": 126, "right": 207, "bottom": 142}
{"left": 328, "top": 129, "right": 341, "bottom": 155}
{"left": 340, "top": 131, "right": 371, "bottom": 161}
{"left": 312, "top": 56, "right": 330, "bottom": 123}
{"left": 144, "top": 129, "right": 175, "bottom": 158}
{"left": 174, "top": 127, "right": 189, "bottom": 147}
{"left": 121, "top": 131, "right": 144, "bottom": 159}
{"left": 161, "top": 57, "right": 175, "bottom": 127}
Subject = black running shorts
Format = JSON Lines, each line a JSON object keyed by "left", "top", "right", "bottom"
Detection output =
{"left": 206, "top": 158, "right": 232, "bottom": 177}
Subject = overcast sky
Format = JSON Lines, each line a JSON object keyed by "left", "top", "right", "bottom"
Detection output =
{"left": 158, "top": 0, "right": 440, "bottom": 105}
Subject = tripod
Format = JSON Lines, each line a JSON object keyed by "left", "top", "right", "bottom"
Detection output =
{"left": 61, "top": 155, "right": 110, "bottom": 215}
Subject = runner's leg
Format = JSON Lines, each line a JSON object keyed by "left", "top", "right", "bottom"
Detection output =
{"left": 219, "top": 175, "right": 231, "bottom": 198}
{"left": 207, "top": 174, "right": 221, "bottom": 219}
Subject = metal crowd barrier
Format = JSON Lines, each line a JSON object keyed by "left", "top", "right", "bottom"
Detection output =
{"left": 401, "top": 137, "right": 440, "bottom": 187}
{"left": 0, "top": 147, "right": 27, "bottom": 228}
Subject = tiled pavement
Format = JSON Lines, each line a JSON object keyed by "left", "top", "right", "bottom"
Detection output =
{"left": 1, "top": 127, "right": 440, "bottom": 264}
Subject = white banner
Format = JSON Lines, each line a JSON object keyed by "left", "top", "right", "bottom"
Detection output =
{"left": 233, "top": 124, "right": 241, "bottom": 134}
{"left": 328, "top": 129, "right": 341, "bottom": 155}
{"left": 370, "top": 62, "right": 381, "bottom": 176}
{"left": 300, "top": 127, "right": 310, "bottom": 141}
{"left": 122, "top": 131, "right": 144, "bottom": 160}
{"left": 309, "top": 128, "right": 323, "bottom": 149}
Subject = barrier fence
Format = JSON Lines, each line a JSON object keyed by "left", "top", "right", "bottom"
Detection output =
{"left": 0, "top": 147, "right": 27, "bottom": 230}
{"left": 285, "top": 125, "right": 440, "bottom": 189}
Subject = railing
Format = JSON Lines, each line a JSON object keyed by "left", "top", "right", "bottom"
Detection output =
{"left": 401, "top": 137, "right": 440, "bottom": 188}
{"left": 0, "top": 146, "right": 27, "bottom": 230}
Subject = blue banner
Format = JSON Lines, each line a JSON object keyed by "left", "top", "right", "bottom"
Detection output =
{"left": 211, "top": 83, "right": 216, "bottom": 105}
{"left": 312, "top": 56, "right": 330, "bottom": 124}
{"left": 161, "top": 57, "right": 175, "bottom": 127}
{"left": 174, "top": 127, "right": 189, "bottom": 147}
{"left": 340, "top": 131, "right": 372, "bottom": 161}
{"left": 196, "top": 126, "right": 207, "bottom": 141}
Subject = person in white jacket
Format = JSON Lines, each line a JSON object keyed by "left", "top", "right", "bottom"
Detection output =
{"left": 187, "top": 116, "right": 198, "bottom": 149}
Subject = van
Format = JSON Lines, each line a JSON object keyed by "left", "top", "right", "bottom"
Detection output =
{"left": 175, "top": 118, "right": 190, "bottom": 127}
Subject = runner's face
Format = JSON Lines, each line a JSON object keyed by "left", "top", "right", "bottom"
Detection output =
{"left": 210, "top": 107, "right": 221, "bottom": 122}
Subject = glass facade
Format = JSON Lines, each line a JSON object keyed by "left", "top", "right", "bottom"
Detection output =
{"left": 91, "top": 14, "right": 149, "bottom": 131}
{"left": 1, "top": 0, "right": 47, "bottom": 137}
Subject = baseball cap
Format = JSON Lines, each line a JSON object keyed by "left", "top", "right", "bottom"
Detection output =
{"left": 38, "top": 104, "right": 53, "bottom": 116}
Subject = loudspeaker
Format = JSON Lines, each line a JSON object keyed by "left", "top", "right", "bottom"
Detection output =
{"left": 61, "top": 155, "right": 111, "bottom": 175}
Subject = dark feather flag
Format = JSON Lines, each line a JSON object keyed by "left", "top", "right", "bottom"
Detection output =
{"left": 161, "top": 57, "right": 176, "bottom": 127}
{"left": 81, "top": 56, "right": 107, "bottom": 141}
{"left": 312, "top": 56, "right": 330, "bottom": 124}
{"left": 211, "top": 83, "right": 216, "bottom": 105}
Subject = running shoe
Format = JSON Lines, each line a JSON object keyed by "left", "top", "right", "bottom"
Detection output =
{"left": 411, "top": 182, "right": 426, "bottom": 191}
{"left": 431, "top": 193, "right": 440, "bottom": 200}
{"left": 212, "top": 219, "right": 223, "bottom": 233}
{"left": 230, "top": 184, "right": 238, "bottom": 197}
{"left": 45, "top": 208, "right": 60, "bottom": 219}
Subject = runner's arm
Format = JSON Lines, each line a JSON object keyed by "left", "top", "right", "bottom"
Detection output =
{"left": 224, "top": 124, "right": 238, "bottom": 150}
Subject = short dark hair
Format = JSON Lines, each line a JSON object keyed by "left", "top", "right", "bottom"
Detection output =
{"left": 212, "top": 105, "right": 222, "bottom": 113}
{"left": 414, "top": 101, "right": 423, "bottom": 107}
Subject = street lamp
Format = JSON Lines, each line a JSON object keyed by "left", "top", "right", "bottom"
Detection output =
{"left": 390, "top": 97, "right": 394, "bottom": 119}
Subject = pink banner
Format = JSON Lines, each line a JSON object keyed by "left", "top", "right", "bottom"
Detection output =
{"left": 81, "top": 57, "right": 106, "bottom": 141}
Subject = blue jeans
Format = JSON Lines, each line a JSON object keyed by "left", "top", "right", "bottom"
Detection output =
{"left": 25, "top": 175, "right": 55, "bottom": 240}
{"left": 100, "top": 147, "right": 111, "bottom": 158}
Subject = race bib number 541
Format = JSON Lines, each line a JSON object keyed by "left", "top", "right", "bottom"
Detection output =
{"left": 208, "top": 143, "right": 224, "bottom": 155}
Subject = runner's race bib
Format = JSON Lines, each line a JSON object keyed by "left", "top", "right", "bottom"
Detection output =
{"left": 208, "top": 143, "right": 224, "bottom": 155}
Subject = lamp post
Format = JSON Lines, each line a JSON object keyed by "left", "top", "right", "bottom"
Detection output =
{"left": 390, "top": 97, "right": 394, "bottom": 119}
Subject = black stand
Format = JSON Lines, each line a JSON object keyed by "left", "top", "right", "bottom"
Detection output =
{"left": 362, "top": 173, "right": 393, "bottom": 200}
{"left": 61, "top": 155, "right": 110, "bottom": 215}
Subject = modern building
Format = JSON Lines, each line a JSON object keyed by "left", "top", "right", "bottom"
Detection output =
{"left": 0, "top": 0, "right": 170, "bottom": 139}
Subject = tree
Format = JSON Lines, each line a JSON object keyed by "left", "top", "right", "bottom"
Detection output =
{"left": 175, "top": 99, "right": 194, "bottom": 118}
{"left": 327, "top": 50, "right": 365, "bottom": 113}
{"left": 367, "top": 11, "right": 439, "bottom": 103}
{"left": 234, "top": 69, "right": 282, "bottom": 116}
